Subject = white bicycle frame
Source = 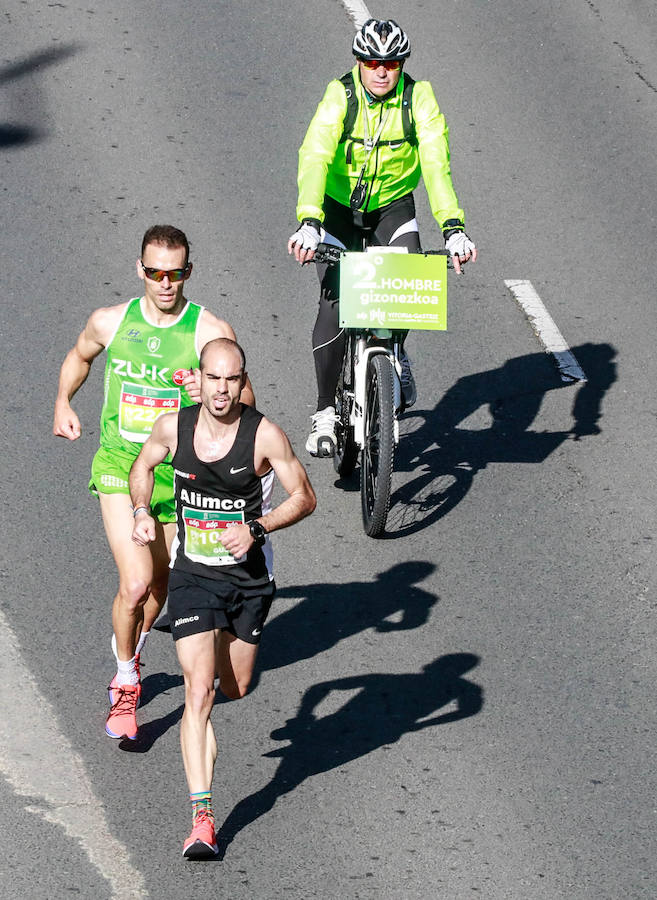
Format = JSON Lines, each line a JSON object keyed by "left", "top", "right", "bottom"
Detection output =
{"left": 350, "top": 332, "right": 403, "bottom": 449}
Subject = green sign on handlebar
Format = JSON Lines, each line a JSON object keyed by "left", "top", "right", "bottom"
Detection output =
{"left": 339, "top": 250, "right": 447, "bottom": 331}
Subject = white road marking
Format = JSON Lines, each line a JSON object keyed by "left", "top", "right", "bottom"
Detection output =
{"left": 505, "top": 279, "right": 587, "bottom": 383}
{"left": 0, "top": 610, "right": 147, "bottom": 899}
{"left": 340, "top": 0, "right": 371, "bottom": 28}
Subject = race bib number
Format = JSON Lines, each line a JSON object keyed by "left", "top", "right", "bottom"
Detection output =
{"left": 182, "top": 507, "right": 246, "bottom": 566}
{"left": 118, "top": 382, "right": 181, "bottom": 442}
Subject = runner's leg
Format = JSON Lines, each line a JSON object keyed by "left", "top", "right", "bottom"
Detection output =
{"left": 177, "top": 629, "right": 219, "bottom": 792}
{"left": 141, "top": 521, "right": 175, "bottom": 633}
{"left": 215, "top": 631, "right": 260, "bottom": 700}
{"left": 99, "top": 493, "right": 171, "bottom": 661}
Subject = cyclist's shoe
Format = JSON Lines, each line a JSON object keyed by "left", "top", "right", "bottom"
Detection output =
{"left": 108, "top": 654, "right": 142, "bottom": 707}
{"left": 183, "top": 810, "right": 219, "bottom": 860}
{"left": 399, "top": 351, "right": 417, "bottom": 408}
{"left": 105, "top": 684, "right": 139, "bottom": 740}
{"left": 306, "top": 406, "right": 338, "bottom": 458}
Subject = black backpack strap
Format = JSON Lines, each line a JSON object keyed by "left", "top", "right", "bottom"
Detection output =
{"left": 401, "top": 72, "right": 417, "bottom": 147}
{"left": 339, "top": 70, "right": 416, "bottom": 149}
{"left": 339, "top": 71, "right": 358, "bottom": 144}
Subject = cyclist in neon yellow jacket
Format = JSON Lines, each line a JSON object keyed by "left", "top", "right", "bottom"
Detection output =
{"left": 288, "top": 19, "right": 477, "bottom": 458}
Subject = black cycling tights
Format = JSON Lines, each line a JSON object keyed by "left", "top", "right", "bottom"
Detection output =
{"left": 312, "top": 193, "right": 421, "bottom": 410}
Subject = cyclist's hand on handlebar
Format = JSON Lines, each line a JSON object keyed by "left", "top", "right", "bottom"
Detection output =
{"left": 445, "top": 231, "right": 477, "bottom": 275}
{"left": 288, "top": 219, "right": 321, "bottom": 265}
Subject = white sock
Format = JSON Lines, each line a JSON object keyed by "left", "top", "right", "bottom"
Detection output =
{"left": 135, "top": 630, "right": 150, "bottom": 656}
{"left": 116, "top": 656, "right": 139, "bottom": 687}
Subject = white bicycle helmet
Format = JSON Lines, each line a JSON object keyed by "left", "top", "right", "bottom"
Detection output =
{"left": 352, "top": 19, "right": 411, "bottom": 61}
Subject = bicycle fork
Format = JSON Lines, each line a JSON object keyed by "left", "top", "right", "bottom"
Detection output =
{"left": 351, "top": 334, "right": 403, "bottom": 448}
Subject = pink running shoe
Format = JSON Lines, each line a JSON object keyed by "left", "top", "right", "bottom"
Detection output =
{"left": 182, "top": 810, "right": 219, "bottom": 859}
{"left": 105, "top": 684, "right": 139, "bottom": 740}
{"left": 108, "top": 653, "right": 142, "bottom": 707}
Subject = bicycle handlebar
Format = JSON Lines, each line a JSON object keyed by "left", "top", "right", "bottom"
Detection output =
{"left": 312, "top": 244, "right": 454, "bottom": 268}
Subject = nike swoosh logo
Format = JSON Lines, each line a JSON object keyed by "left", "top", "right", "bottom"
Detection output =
{"left": 230, "top": 466, "right": 247, "bottom": 475}
{"left": 251, "top": 628, "right": 262, "bottom": 636}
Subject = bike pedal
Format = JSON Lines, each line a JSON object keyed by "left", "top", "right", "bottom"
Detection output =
{"left": 316, "top": 439, "right": 336, "bottom": 458}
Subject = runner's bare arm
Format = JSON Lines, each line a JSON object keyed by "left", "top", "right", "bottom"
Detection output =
{"left": 53, "top": 304, "right": 127, "bottom": 440}
{"left": 196, "top": 310, "right": 256, "bottom": 407}
{"left": 129, "top": 412, "right": 179, "bottom": 546}
{"left": 219, "top": 419, "right": 316, "bottom": 559}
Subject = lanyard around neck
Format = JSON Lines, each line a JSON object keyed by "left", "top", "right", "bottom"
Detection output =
{"left": 360, "top": 88, "right": 391, "bottom": 155}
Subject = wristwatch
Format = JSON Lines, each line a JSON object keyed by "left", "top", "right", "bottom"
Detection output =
{"left": 247, "top": 520, "right": 267, "bottom": 546}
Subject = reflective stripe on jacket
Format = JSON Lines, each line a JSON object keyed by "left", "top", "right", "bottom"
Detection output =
{"left": 296, "top": 64, "right": 465, "bottom": 228}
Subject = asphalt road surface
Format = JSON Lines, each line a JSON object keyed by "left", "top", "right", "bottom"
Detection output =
{"left": 1, "top": 1, "right": 655, "bottom": 898}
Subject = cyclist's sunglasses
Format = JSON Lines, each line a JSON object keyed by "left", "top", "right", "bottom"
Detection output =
{"left": 360, "top": 58, "right": 402, "bottom": 70}
{"left": 140, "top": 261, "right": 190, "bottom": 282}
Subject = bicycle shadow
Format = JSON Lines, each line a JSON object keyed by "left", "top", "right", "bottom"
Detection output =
{"left": 216, "top": 652, "right": 482, "bottom": 855}
{"left": 384, "top": 342, "right": 616, "bottom": 537}
{"left": 252, "top": 560, "right": 438, "bottom": 689}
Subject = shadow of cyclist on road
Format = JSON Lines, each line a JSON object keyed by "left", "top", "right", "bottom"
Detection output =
{"left": 384, "top": 342, "right": 616, "bottom": 536}
{"left": 216, "top": 652, "right": 482, "bottom": 854}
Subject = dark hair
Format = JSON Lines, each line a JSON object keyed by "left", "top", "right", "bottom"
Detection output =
{"left": 199, "top": 337, "right": 246, "bottom": 373}
{"left": 141, "top": 225, "right": 190, "bottom": 264}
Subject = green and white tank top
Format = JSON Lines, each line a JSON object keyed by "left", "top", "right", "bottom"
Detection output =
{"left": 99, "top": 297, "right": 204, "bottom": 456}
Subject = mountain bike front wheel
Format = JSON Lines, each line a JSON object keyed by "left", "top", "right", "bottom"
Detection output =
{"left": 361, "top": 353, "right": 395, "bottom": 536}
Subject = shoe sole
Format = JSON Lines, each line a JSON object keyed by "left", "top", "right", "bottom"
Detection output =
{"left": 183, "top": 839, "right": 219, "bottom": 860}
{"left": 105, "top": 723, "right": 138, "bottom": 740}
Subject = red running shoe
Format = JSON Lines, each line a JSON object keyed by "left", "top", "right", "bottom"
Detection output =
{"left": 108, "top": 653, "right": 142, "bottom": 707}
{"left": 105, "top": 684, "right": 139, "bottom": 740}
{"left": 182, "top": 810, "right": 219, "bottom": 859}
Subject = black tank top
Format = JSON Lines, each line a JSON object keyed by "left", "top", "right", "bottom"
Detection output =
{"left": 170, "top": 404, "right": 271, "bottom": 587}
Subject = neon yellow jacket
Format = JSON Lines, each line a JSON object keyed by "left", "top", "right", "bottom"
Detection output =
{"left": 296, "top": 65, "right": 465, "bottom": 229}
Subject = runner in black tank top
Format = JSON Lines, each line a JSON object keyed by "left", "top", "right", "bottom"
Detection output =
{"left": 129, "top": 337, "right": 316, "bottom": 859}
{"left": 171, "top": 404, "right": 273, "bottom": 588}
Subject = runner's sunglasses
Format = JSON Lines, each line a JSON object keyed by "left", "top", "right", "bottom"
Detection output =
{"left": 140, "top": 261, "right": 191, "bottom": 282}
{"left": 360, "top": 58, "right": 402, "bottom": 70}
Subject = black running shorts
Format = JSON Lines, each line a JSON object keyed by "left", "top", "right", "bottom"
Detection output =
{"left": 167, "top": 568, "right": 275, "bottom": 644}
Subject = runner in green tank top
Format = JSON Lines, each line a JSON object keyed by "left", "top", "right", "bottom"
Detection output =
{"left": 90, "top": 295, "right": 204, "bottom": 522}
{"left": 54, "top": 225, "right": 255, "bottom": 741}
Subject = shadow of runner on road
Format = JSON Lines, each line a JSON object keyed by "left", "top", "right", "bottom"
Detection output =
{"left": 383, "top": 342, "right": 617, "bottom": 537}
{"left": 217, "top": 652, "right": 482, "bottom": 856}
{"left": 132, "top": 561, "right": 438, "bottom": 748}
{"left": 138, "top": 671, "right": 184, "bottom": 709}
{"left": 119, "top": 702, "right": 184, "bottom": 753}
{"left": 252, "top": 560, "right": 439, "bottom": 689}
{"left": 0, "top": 45, "right": 80, "bottom": 148}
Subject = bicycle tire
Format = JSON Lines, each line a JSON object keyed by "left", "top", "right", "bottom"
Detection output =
{"left": 361, "top": 353, "right": 395, "bottom": 536}
{"left": 334, "top": 334, "right": 358, "bottom": 477}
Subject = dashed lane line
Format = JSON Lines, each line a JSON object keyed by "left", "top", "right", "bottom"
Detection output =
{"left": 339, "top": 0, "right": 370, "bottom": 28}
{"left": 505, "top": 279, "right": 587, "bottom": 383}
{"left": 0, "top": 609, "right": 148, "bottom": 900}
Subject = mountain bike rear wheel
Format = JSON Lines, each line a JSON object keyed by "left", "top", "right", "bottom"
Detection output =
{"left": 334, "top": 334, "right": 358, "bottom": 477}
{"left": 361, "top": 353, "right": 395, "bottom": 536}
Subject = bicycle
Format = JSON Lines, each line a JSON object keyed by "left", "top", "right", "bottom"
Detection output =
{"left": 313, "top": 243, "right": 451, "bottom": 537}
